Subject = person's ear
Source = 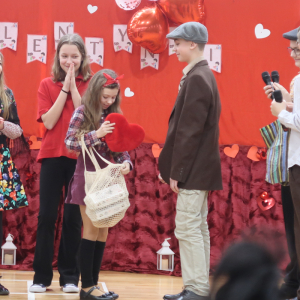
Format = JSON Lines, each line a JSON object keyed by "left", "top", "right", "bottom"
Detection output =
{"left": 190, "top": 42, "right": 198, "bottom": 50}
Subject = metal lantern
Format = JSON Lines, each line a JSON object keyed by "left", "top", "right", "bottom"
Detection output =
{"left": 1, "top": 234, "right": 17, "bottom": 265}
{"left": 157, "top": 238, "right": 174, "bottom": 271}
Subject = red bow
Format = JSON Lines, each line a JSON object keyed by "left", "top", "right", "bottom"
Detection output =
{"left": 103, "top": 73, "right": 124, "bottom": 87}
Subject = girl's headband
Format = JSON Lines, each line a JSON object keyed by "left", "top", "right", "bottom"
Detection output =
{"left": 103, "top": 73, "right": 124, "bottom": 87}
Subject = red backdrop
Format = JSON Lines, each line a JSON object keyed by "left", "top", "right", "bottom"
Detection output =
{"left": 0, "top": 0, "right": 300, "bottom": 146}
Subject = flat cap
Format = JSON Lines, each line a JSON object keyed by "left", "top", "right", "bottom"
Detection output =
{"left": 167, "top": 22, "right": 208, "bottom": 44}
{"left": 283, "top": 28, "right": 298, "bottom": 41}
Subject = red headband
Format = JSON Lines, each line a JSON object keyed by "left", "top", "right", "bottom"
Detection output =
{"left": 103, "top": 73, "right": 124, "bottom": 87}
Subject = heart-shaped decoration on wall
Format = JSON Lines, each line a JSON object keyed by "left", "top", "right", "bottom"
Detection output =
{"left": 28, "top": 136, "right": 42, "bottom": 150}
{"left": 255, "top": 24, "right": 271, "bottom": 39}
{"left": 87, "top": 4, "right": 98, "bottom": 14}
{"left": 152, "top": 144, "right": 162, "bottom": 158}
{"left": 247, "top": 146, "right": 260, "bottom": 161}
{"left": 257, "top": 191, "right": 275, "bottom": 211}
{"left": 125, "top": 87, "right": 134, "bottom": 97}
{"left": 224, "top": 144, "right": 239, "bottom": 158}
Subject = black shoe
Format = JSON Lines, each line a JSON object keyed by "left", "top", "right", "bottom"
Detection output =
{"left": 96, "top": 287, "right": 119, "bottom": 300}
{"left": 80, "top": 287, "right": 113, "bottom": 300}
{"left": 164, "top": 290, "right": 184, "bottom": 300}
{"left": 0, "top": 283, "right": 9, "bottom": 295}
{"left": 278, "top": 284, "right": 297, "bottom": 300}
{"left": 164, "top": 290, "right": 209, "bottom": 300}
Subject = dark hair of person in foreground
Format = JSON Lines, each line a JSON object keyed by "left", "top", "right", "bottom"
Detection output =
{"left": 210, "top": 241, "right": 280, "bottom": 300}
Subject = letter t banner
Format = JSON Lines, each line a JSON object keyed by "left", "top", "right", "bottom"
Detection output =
{"left": 85, "top": 37, "right": 104, "bottom": 66}
{"left": 27, "top": 35, "right": 47, "bottom": 64}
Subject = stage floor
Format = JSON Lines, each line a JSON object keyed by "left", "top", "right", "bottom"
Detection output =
{"left": 0, "top": 270, "right": 183, "bottom": 300}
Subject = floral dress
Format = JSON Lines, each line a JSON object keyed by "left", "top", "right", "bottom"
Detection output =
{"left": 0, "top": 88, "right": 28, "bottom": 210}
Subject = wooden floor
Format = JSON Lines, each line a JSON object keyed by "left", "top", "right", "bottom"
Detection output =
{"left": 0, "top": 270, "right": 183, "bottom": 300}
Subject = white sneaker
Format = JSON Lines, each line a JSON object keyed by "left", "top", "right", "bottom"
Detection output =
{"left": 29, "top": 284, "right": 47, "bottom": 293}
{"left": 62, "top": 284, "right": 79, "bottom": 293}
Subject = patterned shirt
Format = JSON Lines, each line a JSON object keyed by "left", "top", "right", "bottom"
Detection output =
{"left": 65, "top": 105, "right": 132, "bottom": 166}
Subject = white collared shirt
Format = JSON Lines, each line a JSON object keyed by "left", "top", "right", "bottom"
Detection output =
{"left": 278, "top": 74, "right": 300, "bottom": 168}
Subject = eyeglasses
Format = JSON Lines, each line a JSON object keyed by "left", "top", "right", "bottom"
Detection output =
{"left": 287, "top": 47, "right": 300, "bottom": 56}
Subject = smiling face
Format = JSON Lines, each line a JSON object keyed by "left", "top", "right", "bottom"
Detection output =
{"left": 291, "top": 40, "right": 300, "bottom": 68}
{"left": 59, "top": 44, "right": 82, "bottom": 75}
{"left": 100, "top": 87, "right": 119, "bottom": 110}
{"left": 173, "top": 38, "right": 197, "bottom": 63}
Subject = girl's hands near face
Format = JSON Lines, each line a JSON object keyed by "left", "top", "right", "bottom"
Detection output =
{"left": 96, "top": 121, "right": 115, "bottom": 138}
{"left": 0, "top": 117, "right": 4, "bottom": 130}
{"left": 62, "top": 63, "right": 73, "bottom": 92}
{"left": 70, "top": 63, "right": 77, "bottom": 93}
{"left": 121, "top": 162, "right": 130, "bottom": 175}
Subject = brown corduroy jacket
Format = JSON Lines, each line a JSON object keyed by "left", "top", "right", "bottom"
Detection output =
{"left": 159, "top": 60, "right": 223, "bottom": 191}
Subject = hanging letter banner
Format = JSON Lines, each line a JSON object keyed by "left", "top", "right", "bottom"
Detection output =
{"left": 0, "top": 23, "right": 18, "bottom": 51}
{"left": 85, "top": 37, "right": 104, "bottom": 66}
{"left": 204, "top": 44, "right": 222, "bottom": 73}
{"left": 140, "top": 47, "right": 159, "bottom": 70}
{"left": 113, "top": 25, "right": 132, "bottom": 53}
{"left": 168, "top": 27, "right": 176, "bottom": 56}
{"left": 27, "top": 35, "right": 47, "bottom": 64}
{"left": 54, "top": 22, "right": 74, "bottom": 49}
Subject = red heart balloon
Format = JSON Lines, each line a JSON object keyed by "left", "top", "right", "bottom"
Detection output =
{"left": 257, "top": 192, "right": 275, "bottom": 211}
{"left": 157, "top": 0, "right": 205, "bottom": 25}
{"left": 105, "top": 113, "right": 145, "bottom": 152}
{"left": 127, "top": 4, "right": 169, "bottom": 54}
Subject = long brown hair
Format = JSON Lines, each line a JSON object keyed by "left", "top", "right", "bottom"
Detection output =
{"left": 52, "top": 33, "right": 91, "bottom": 82}
{"left": 79, "top": 69, "right": 122, "bottom": 133}
{"left": 0, "top": 52, "right": 11, "bottom": 120}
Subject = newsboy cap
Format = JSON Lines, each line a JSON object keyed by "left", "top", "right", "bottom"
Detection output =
{"left": 166, "top": 22, "right": 208, "bottom": 44}
{"left": 283, "top": 28, "right": 298, "bottom": 41}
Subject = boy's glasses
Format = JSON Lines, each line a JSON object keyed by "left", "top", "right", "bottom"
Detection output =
{"left": 287, "top": 47, "right": 300, "bottom": 56}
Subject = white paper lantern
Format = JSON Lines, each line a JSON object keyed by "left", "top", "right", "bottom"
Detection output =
{"left": 1, "top": 234, "right": 17, "bottom": 265}
{"left": 157, "top": 238, "right": 174, "bottom": 271}
{"left": 115, "top": 0, "right": 141, "bottom": 10}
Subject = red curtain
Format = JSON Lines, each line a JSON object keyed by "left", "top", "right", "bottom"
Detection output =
{"left": 0, "top": 145, "right": 288, "bottom": 274}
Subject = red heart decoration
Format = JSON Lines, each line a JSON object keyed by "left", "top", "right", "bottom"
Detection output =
{"left": 157, "top": 0, "right": 205, "bottom": 25}
{"left": 224, "top": 144, "right": 239, "bottom": 158}
{"left": 105, "top": 113, "right": 145, "bottom": 152}
{"left": 29, "top": 135, "right": 41, "bottom": 150}
{"left": 257, "top": 192, "right": 275, "bottom": 211}
{"left": 247, "top": 146, "right": 260, "bottom": 161}
{"left": 256, "top": 148, "right": 267, "bottom": 160}
{"left": 152, "top": 144, "right": 162, "bottom": 158}
{"left": 127, "top": 5, "right": 169, "bottom": 54}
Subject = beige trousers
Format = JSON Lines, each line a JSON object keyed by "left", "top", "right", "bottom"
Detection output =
{"left": 175, "top": 189, "right": 210, "bottom": 296}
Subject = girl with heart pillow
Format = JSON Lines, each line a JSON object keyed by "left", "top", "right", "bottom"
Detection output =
{"left": 0, "top": 52, "right": 29, "bottom": 295}
{"left": 65, "top": 69, "right": 132, "bottom": 300}
{"left": 30, "top": 34, "right": 92, "bottom": 294}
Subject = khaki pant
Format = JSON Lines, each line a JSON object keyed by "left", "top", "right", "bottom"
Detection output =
{"left": 175, "top": 189, "right": 210, "bottom": 296}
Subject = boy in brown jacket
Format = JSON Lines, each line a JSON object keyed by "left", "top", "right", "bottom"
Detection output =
{"left": 159, "top": 22, "right": 222, "bottom": 300}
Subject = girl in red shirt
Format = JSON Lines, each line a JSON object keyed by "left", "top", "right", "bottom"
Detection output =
{"left": 30, "top": 34, "right": 91, "bottom": 294}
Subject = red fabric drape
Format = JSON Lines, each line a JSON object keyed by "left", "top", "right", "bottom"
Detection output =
{"left": 0, "top": 144, "right": 288, "bottom": 274}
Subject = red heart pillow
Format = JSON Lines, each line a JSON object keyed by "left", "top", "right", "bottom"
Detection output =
{"left": 105, "top": 113, "right": 145, "bottom": 152}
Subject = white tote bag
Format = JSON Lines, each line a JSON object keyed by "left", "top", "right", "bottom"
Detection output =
{"left": 81, "top": 136, "right": 130, "bottom": 228}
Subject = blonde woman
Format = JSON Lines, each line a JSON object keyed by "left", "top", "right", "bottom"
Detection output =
{"left": 30, "top": 34, "right": 91, "bottom": 293}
